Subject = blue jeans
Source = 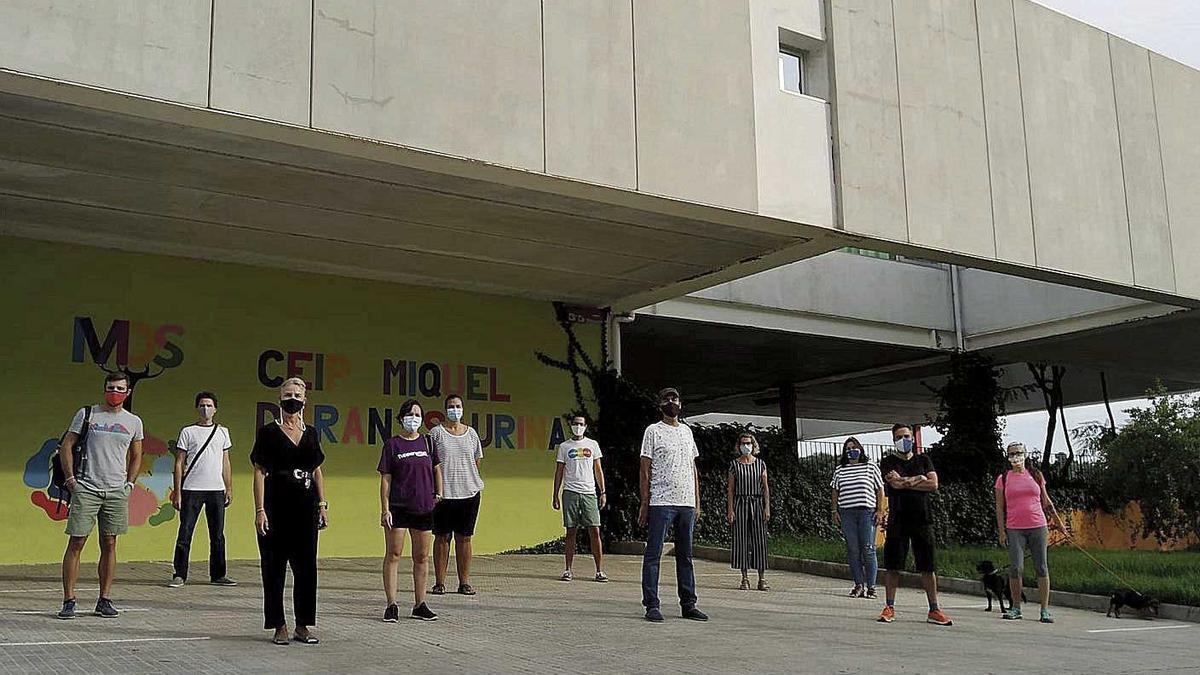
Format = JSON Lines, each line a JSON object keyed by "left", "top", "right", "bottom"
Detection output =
{"left": 641, "top": 505, "right": 697, "bottom": 610}
{"left": 839, "top": 507, "right": 878, "bottom": 588}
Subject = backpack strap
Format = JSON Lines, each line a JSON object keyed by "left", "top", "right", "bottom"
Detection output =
{"left": 181, "top": 425, "right": 221, "bottom": 488}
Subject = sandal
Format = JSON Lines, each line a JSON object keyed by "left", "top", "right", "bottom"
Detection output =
{"left": 739, "top": 578, "right": 751, "bottom": 591}
{"left": 271, "top": 627, "right": 289, "bottom": 646}
{"left": 430, "top": 583, "right": 446, "bottom": 595}
{"left": 457, "top": 583, "right": 476, "bottom": 596}
{"left": 849, "top": 585, "right": 863, "bottom": 598}
{"left": 865, "top": 587, "right": 878, "bottom": 600}
{"left": 757, "top": 579, "right": 770, "bottom": 592}
{"left": 292, "top": 630, "right": 320, "bottom": 644}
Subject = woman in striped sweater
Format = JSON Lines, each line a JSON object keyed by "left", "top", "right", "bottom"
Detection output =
{"left": 726, "top": 433, "right": 771, "bottom": 591}
{"left": 830, "top": 437, "right": 885, "bottom": 598}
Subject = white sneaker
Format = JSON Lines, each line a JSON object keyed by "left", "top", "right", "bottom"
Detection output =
{"left": 560, "top": 570, "right": 573, "bottom": 582}
{"left": 168, "top": 576, "right": 185, "bottom": 588}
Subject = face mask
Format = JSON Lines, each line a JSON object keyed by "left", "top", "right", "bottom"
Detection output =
{"left": 401, "top": 415, "right": 422, "bottom": 433}
{"left": 105, "top": 391, "right": 128, "bottom": 407}
{"left": 739, "top": 443, "right": 753, "bottom": 456}
{"left": 570, "top": 424, "right": 586, "bottom": 438}
{"left": 280, "top": 397, "right": 304, "bottom": 414}
{"left": 847, "top": 448, "right": 862, "bottom": 461}
{"left": 661, "top": 402, "right": 681, "bottom": 418}
{"left": 447, "top": 407, "right": 463, "bottom": 422}
{"left": 197, "top": 404, "right": 216, "bottom": 421}
{"left": 1008, "top": 453, "right": 1026, "bottom": 466}
{"left": 893, "top": 437, "right": 914, "bottom": 455}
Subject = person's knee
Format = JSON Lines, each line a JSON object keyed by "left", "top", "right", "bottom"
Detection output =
{"left": 1008, "top": 566, "right": 1023, "bottom": 580}
{"left": 65, "top": 536, "right": 88, "bottom": 554}
{"left": 100, "top": 535, "right": 118, "bottom": 552}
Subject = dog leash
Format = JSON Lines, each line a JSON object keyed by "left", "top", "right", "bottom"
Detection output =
{"left": 1062, "top": 534, "right": 1144, "bottom": 595}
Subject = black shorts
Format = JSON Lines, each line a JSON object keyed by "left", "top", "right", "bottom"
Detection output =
{"left": 389, "top": 505, "right": 434, "bottom": 532}
{"left": 883, "top": 519, "right": 936, "bottom": 573}
{"left": 432, "top": 493, "right": 481, "bottom": 537}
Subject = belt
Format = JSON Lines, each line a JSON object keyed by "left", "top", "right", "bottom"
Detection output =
{"left": 269, "top": 469, "right": 313, "bottom": 490}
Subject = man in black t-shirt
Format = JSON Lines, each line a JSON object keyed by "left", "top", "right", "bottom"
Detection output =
{"left": 876, "top": 424, "right": 952, "bottom": 626}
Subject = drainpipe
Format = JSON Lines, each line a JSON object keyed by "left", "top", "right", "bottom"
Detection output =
{"left": 610, "top": 312, "right": 635, "bottom": 374}
{"left": 949, "top": 265, "right": 966, "bottom": 352}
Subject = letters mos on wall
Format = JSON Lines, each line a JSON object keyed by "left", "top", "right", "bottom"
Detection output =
{"left": 1, "top": 237, "right": 598, "bottom": 564}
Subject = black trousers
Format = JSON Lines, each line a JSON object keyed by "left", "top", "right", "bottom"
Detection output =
{"left": 172, "top": 490, "right": 227, "bottom": 581}
{"left": 257, "top": 511, "right": 318, "bottom": 630}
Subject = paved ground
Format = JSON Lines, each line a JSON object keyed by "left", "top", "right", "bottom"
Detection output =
{"left": 0, "top": 554, "right": 1194, "bottom": 674}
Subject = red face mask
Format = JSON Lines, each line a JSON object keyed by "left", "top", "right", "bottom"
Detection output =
{"left": 105, "top": 391, "right": 129, "bottom": 407}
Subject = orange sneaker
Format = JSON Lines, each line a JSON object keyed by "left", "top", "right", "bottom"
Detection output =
{"left": 877, "top": 606, "right": 895, "bottom": 623}
{"left": 927, "top": 608, "right": 953, "bottom": 626}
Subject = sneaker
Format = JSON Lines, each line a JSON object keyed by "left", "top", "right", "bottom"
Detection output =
{"left": 682, "top": 607, "right": 709, "bottom": 622}
{"left": 383, "top": 603, "right": 399, "bottom": 623}
{"left": 865, "top": 587, "right": 878, "bottom": 600}
{"left": 594, "top": 571, "right": 608, "bottom": 583}
{"left": 645, "top": 607, "right": 664, "bottom": 622}
{"left": 1002, "top": 607, "right": 1023, "bottom": 621}
{"left": 57, "top": 598, "right": 76, "bottom": 620}
{"left": 877, "top": 605, "right": 895, "bottom": 623}
{"left": 94, "top": 597, "right": 119, "bottom": 618}
{"left": 848, "top": 585, "right": 863, "bottom": 598}
{"left": 168, "top": 576, "right": 185, "bottom": 588}
{"left": 1039, "top": 608, "right": 1054, "bottom": 624}
{"left": 560, "top": 570, "right": 573, "bottom": 582}
{"left": 210, "top": 577, "right": 238, "bottom": 587}
{"left": 411, "top": 602, "right": 438, "bottom": 621}
{"left": 928, "top": 608, "right": 954, "bottom": 626}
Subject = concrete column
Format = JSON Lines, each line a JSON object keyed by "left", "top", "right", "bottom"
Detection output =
{"left": 779, "top": 383, "right": 798, "bottom": 448}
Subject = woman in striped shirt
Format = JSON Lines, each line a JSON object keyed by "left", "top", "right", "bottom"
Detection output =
{"left": 726, "top": 433, "right": 771, "bottom": 591}
{"left": 830, "top": 437, "right": 885, "bottom": 598}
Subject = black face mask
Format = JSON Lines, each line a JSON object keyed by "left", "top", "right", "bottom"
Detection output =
{"left": 280, "top": 398, "right": 304, "bottom": 414}
{"left": 661, "top": 402, "right": 681, "bottom": 418}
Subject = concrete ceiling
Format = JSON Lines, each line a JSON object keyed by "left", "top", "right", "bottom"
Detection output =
{"left": 0, "top": 71, "right": 839, "bottom": 308}
{"left": 623, "top": 310, "right": 1200, "bottom": 424}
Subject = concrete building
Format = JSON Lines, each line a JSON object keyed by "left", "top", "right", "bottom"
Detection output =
{"left": 2, "top": 0, "right": 1198, "bottom": 562}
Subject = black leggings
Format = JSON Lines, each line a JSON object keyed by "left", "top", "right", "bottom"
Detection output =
{"left": 257, "top": 513, "right": 318, "bottom": 630}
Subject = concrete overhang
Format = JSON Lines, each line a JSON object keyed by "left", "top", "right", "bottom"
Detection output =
{"left": 0, "top": 69, "right": 843, "bottom": 307}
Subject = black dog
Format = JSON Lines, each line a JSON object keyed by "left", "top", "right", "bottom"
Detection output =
{"left": 977, "top": 560, "right": 1019, "bottom": 613}
{"left": 1107, "top": 590, "right": 1160, "bottom": 618}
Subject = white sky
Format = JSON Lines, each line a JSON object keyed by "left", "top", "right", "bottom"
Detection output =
{"left": 818, "top": 2, "right": 1200, "bottom": 454}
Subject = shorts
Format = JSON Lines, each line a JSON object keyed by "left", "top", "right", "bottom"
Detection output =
{"left": 65, "top": 484, "right": 130, "bottom": 537}
{"left": 562, "top": 490, "right": 601, "bottom": 529}
{"left": 389, "top": 505, "right": 434, "bottom": 531}
{"left": 433, "top": 492, "right": 481, "bottom": 537}
{"left": 883, "top": 519, "right": 936, "bottom": 573}
{"left": 1006, "top": 526, "right": 1049, "bottom": 578}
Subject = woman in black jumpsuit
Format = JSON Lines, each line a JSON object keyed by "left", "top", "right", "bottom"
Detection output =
{"left": 251, "top": 377, "right": 328, "bottom": 645}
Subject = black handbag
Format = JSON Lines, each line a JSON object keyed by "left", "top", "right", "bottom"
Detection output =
{"left": 50, "top": 406, "right": 92, "bottom": 513}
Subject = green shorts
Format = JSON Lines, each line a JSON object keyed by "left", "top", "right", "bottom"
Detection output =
{"left": 562, "top": 490, "right": 600, "bottom": 529}
{"left": 65, "top": 484, "right": 130, "bottom": 537}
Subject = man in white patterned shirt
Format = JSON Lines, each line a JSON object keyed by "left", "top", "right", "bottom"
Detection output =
{"left": 638, "top": 387, "right": 708, "bottom": 623}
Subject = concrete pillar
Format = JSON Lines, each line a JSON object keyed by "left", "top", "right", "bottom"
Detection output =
{"left": 779, "top": 383, "right": 798, "bottom": 448}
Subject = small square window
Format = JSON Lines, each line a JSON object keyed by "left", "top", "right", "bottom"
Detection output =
{"left": 779, "top": 48, "right": 804, "bottom": 94}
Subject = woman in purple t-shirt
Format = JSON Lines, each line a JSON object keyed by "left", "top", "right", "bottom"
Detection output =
{"left": 993, "top": 442, "right": 1066, "bottom": 623}
{"left": 378, "top": 399, "right": 443, "bottom": 623}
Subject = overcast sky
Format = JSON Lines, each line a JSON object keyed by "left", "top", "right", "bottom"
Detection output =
{"left": 815, "top": 2, "right": 1200, "bottom": 454}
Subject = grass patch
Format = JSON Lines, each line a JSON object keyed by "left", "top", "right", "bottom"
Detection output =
{"left": 769, "top": 535, "right": 1200, "bottom": 607}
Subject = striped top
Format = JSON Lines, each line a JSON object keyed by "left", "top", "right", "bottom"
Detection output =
{"left": 830, "top": 462, "right": 884, "bottom": 509}
{"left": 729, "top": 458, "right": 765, "bottom": 496}
{"left": 429, "top": 424, "right": 484, "bottom": 499}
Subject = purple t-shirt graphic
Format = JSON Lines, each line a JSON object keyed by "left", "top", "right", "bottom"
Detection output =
{"left": 377, "top": 435, "right": 439, "bottom": 514}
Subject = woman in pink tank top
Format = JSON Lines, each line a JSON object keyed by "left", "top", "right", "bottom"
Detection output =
{"left": 993, "top": 442, "right": 1067, "bottom": 623}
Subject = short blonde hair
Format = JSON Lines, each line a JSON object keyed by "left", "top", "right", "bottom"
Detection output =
{"left": 736, "top": 432, "right": 761, "bottom": 456}
{"left": 280, "top": 377, "right": 307, "bottom": 396}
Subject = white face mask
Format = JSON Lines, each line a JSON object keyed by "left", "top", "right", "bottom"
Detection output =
{"left": 570, "top": 424, "right": 586, "bottom": 438}
{"left": 739, "top": 443, "right": 753, "bottom": 456}
{"left": 893, "top": 437, "right": 914, "bottom": 455}
{"left": 1008, "top": 453, "right": 1026, "bottom": 466}
{"left": 197, "top": 404, "right": 216, "bottom": 421}
{"left": 401, "top": 415, "right": 422, "bottom": 433}
{"left": 446, "top": 407, "right": 463, "bottom": 422}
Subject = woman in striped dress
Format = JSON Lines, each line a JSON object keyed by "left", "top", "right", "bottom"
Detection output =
{"left": 830, "top": 437, "right": 885, "bottom": 599}
{"left": 726, "top": 433, "right": 770, "bottom": 591}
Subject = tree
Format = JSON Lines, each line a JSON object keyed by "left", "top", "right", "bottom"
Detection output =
{"left": 924, "top": 353, "right": 1007, "bottom": 483}
{"left": 1092, "top": 387, "right": 1200, "bottom": 545}
{"left": 1027, "top": 363, "right": 1070, "bottom": 478}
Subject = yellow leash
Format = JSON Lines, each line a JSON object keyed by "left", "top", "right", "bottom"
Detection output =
{"left": 1062, "top": 534, "right": 1144, "bottom": 595}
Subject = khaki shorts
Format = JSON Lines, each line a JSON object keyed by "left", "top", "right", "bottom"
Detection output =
{"left": 562, "top": 490, "right": 601, "bottom": 529}
{"left": 65, "top": 484, "right": 130, "bottom": 537}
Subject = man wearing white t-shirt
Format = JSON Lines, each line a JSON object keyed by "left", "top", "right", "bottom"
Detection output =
{"left": 169, "top": 391, "right": 236, "bottom": 588}
{"left": 552, "top": 413, "right": 607, "bottom": 583}
{"left": 639, "top": 388, "right": 708, "bottom": 623}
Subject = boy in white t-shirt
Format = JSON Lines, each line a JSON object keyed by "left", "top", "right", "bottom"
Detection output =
{"left": 168, "top": 391, "right": 236, "bottom": 588}
{"left": 552, "top": 414, "right": 607, "bottom": 583}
